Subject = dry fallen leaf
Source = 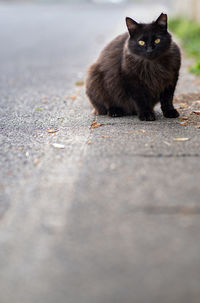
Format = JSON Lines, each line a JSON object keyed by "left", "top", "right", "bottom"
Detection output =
{"left": 52, "top": 143, "right": 65, "bottom": 149}
{"left": 163, "top": 141, "right": 171, "bottom": 146}
{"left": 75, "top": 80, "right": 84, "bottom": 86}
{"left": 136, "top": 129, "right": 146, "bottom": 134}
{"left": 173, "top": 138, "right": 190, "bottom": 142}
{"left": 47, "top": 128, "right": 59, "bottom": 134}
{"left": 75, "top": 89, "right": 81, "bottom": 96}
{"left": 180, "top": 121, "right": 188, "bottom": 126}
{"left": 192, "top": 110, "right": 200, "bottom": 115}
{"left": 179, "top": 116, "right": 189, "bottom": 121}
{"left": 6, "top": 170, "right": 12, "bottom": 175}
{"left": 192, "top": 100, "right": 200, "bottom": 105}
{"left": 40, "top": 100, "right": 48, "bottom": 104}
{"left": 40, "top": 96, "right": 48, "bottom": 104}
{"left": 195, "top": 124, "right": 200, "bottom": 129}
{"left": 34, "top": 158, "right": 40, "bottom": 165}
{"left": 101, "top": 135, "right": 110, "bottom": 138}
{"left": 58, "top": 117, "right": 64, "bottom": 123}
{"left": 71, "top": 95, "right": 77, "bottom": 101}
{"left": 87, "top": 141, "right": 93, "bottom": 145}
{"left": 178, "top": 103, "right": 188, "bottom": 109}
{"left": 90, "top": 121, "right": 102, "bottom": 129}
{"left": 110, "top": 163, "right": 116, "bottom": 170}
{"left": 179, "top": 207, "right": 197, "bottom": 216}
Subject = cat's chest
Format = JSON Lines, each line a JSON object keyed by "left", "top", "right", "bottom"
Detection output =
{"left": 136, "top": 60, "right": 174, "bottom": 96}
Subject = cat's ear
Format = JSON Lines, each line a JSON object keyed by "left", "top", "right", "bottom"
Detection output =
{"left": 156, "top": 13, "right": 168, "bottom": 29}
{"left": 126, "top": 17, "right": 138, "bottom": 36}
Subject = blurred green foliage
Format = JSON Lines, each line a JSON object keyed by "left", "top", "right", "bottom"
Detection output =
{"left": 169, "top": 18, "right": 200, "bottom": 75}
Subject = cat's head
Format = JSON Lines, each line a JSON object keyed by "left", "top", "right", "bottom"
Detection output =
{"left": 126, "top": 13, "right": 171, "bottom": 60}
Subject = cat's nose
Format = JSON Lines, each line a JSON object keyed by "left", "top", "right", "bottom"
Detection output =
{"left": 147, "top": 47, "right": 153, "bottom": 53}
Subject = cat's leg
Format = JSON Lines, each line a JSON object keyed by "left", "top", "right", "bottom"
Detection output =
{"left": 138, "top": 110, "right": 156, "bottom": 121}
{"left": 108, "top": 107, "right": 124, "bottom": 117}
{"left": 132, "top": 96, "right": 156, "bottom": 121}
{"left": 108, "top": 106, "right": 136, "bottom": 117}
{"left": 108, "top": 101, "right": 137, "bottom": 117}
{"left": 128, "top": 85, "right": 156, "bottom": 121}
{"left": 160, "top": 85, "right": 179, "bottom": 118}
{"left": 92, "top": 103, "right": 107, "bottom": 115}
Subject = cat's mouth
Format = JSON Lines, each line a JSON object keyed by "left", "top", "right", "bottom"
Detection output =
{"left": 145, "top": 52, "right": 157, "bottom": 60}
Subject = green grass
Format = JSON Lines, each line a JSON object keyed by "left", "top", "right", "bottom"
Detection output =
{"left": 169, "top": 18, "right": 200, "bottom": 75}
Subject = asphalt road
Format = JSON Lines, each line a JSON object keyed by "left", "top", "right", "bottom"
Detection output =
{"left": 0, "top": 2, "right": 200, "bottom": 303}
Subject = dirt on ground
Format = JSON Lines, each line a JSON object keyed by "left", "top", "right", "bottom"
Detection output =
{"left": 174, "top": 93, "right": 200, "bottom": 128}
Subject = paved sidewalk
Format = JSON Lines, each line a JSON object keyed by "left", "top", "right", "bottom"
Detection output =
{"left": 0, "top": 2, "right": 200, "bottom": 303}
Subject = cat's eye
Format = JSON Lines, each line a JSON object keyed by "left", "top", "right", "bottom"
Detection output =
{"left": 155, "top": 38, "right": 161, "bottom": 44}
{"left": 138, "top": 40, "right": 145, "bottom": 46}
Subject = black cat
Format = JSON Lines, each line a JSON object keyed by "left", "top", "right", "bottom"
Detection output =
{"left": 86, "top": 13, "right": 181, "bottom": 121}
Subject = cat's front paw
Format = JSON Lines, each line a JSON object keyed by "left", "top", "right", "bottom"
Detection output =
{"left": 108, "top": 107, "right": 124, "bottom": 117}
{"left": 139, "top": 111, "right": 156, "bottom": 121}
{"left": 163, "top": 109, "right": 179, "bottom": 118}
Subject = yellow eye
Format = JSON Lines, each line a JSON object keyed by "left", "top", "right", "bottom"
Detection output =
{"left": 138, "top": 40, "right": 145, "bottom": 46}
{"left": 155, "top": 38, "right": 161, "bottom": 44}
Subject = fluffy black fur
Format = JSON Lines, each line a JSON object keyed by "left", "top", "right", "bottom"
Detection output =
{"left": 86, "top": 13, "right": 181, "bottom": 121}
